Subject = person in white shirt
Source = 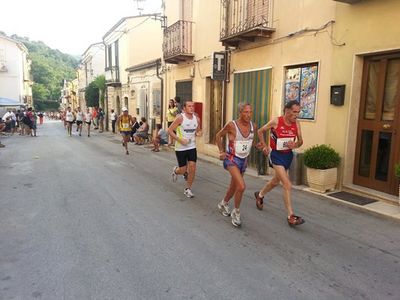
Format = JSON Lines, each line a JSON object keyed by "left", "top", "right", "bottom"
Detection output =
{"left": 65, "top": 107, "right": 75, "bottom": 136}
{"left": 84, "top": 108, "right": 93, "bottom": 137}
{"left": 110, "top": 109, "right": 118, "bottom": 134}
{"left": 75, "top": 107, "right": 84, "bottom": 136}
{"left": 168, "top": 101, "right": 202, "bottom": 198}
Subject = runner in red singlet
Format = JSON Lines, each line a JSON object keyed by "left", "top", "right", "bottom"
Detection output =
{"left": 254, "top": 100, "right": 305, "bottom": 226}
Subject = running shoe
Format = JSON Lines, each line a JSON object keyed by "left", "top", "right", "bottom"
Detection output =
{"left": 183, "top": 172, "right": 188, "bottom": 181}
{"left": 184, "top": 188, "right": 194, "bottom": 198}
{"left": 231, "top": 208, "right": 241, "bottom": 227}
{"left": 217, "top": 200, "right": 231, "bottom": 217}
{"left": 171, "top": 166, "right": 178, "bottom": 182}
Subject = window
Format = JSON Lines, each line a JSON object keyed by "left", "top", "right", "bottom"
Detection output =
{"left": 107, "top": 45, "right": 112, "bottom": 69}
{"left": 284, "top": 63, "right": 318, "bottom": 120}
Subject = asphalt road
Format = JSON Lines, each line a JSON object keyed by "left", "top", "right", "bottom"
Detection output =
{"left": 0, "top": 121, "right": 399, "bottom": 300}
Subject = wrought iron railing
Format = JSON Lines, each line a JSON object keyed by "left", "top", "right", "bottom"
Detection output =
{"left": 163, "top": 20, "right": 193, "bottom": 59}
{"left": 105, "top": 66, "right": 120, "bottom": 83}
{"left": 220, "top": 0, "right": 273, "bottom": 40}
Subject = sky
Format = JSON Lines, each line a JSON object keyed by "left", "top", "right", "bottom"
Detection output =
{"left": 1, "top": 0, "right": 162, "bottom": 56}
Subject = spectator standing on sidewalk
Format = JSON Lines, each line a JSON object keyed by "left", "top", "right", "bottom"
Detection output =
{"left": 166, "top": 99, "right": 178, "bottom": 145}
{"left": 98, "top": 108, "right": 104, "bottom": 133}
{"left": 110, "top": 109, "right": 117, "bottom": 133}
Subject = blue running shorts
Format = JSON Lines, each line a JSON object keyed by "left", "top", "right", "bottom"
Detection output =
{"left": 269, "top": 150, "right": 293, "bottom": 170}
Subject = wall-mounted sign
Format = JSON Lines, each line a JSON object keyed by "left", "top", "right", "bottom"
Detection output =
{"left": 212, "top": 52, "right": 226, "bottom": 81}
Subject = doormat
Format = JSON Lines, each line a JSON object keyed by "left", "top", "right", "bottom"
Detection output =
{"left": 328, "top": 191, "right": 377, "bottom": 206}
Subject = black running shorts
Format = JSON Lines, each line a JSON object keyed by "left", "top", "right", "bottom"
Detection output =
{"left": 175, "top": 148, "right": 197, "bottom": 167}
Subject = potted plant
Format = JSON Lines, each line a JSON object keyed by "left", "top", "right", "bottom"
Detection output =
{"left": 395, "top": 162, "right": 400, "bottom": 203}
{"left": 303, "top": 144, "right": 341, "bottom": 193}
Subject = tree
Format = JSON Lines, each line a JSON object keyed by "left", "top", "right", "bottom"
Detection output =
{"left": 93, "top": 75, "right": 106, "bottom": 108}
{"left": 85, "top": 81, "right": 99, "bottom": 108}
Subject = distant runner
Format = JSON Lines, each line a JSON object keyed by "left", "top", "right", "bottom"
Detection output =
{"left": 117, "top": 107, "right": 134, "bottom": 155}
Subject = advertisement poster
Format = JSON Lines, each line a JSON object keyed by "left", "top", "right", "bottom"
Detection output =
{"left": 284, "top": 64, "right": 318, "bottom": 120}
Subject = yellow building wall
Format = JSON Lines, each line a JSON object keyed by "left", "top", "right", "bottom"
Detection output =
{"left": 164, "top": 0, "right": 224, "bottom": 155}
{"left": 330, "top": 0, "right": 400, "bottom": 186}
{"left": 226, "top": 0, "right": 336, "bottom": 150}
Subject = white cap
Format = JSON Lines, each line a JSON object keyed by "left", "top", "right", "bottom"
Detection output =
{"left": 122, "top": 107, "right": 128, "bottom": 112}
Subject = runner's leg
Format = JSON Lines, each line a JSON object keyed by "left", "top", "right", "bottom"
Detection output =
{"left": 273, "top": 165, "right": 294, "bottom": 217}
{"left": 227, "top": 166, "right": 246, "bottom": 209}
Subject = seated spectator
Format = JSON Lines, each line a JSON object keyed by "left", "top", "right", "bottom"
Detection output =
{"left": 133, "top": 117, "right": 149, "bottom": 145}
{"left": 151, "top": 124, "right": 168, "bottom": 152}
{"left": 130, "top": 116, "right": 140, "bottom": 142}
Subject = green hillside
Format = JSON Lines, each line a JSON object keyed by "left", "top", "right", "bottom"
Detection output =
{"left": 7, "top": 34, "right": 79, "bottom": 102}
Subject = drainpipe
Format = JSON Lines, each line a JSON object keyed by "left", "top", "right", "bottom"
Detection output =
{"left": 222, "top": 46, "right": 230, "bottom": 127}
{"left": 156, "top": 58, "right": 164, "bottom": 126}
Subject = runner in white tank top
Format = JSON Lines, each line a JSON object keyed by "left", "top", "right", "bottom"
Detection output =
{"left": 215, "top": 102, "right": 257, "bottom": 227}
{"left": 84, "top": 108, "right": 92, "bottom": 137}
{"left": 65, "top": 107, "right": 75, "bottom": 137}
{"left": 75, "top": 107, "right": 84, "bottom": 136}
{"left": 168, "top": 101, "right": 202, "bottom": 198}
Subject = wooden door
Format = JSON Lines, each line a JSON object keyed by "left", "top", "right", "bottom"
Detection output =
{"left": 354, "top": 53, "right": 400, "bottom": 195}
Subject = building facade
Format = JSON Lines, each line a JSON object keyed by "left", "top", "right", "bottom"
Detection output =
{"left": 0, "top": 35, "right": 33, "bottom": 106}
{"left": 103, "top": 15, "right": 163, "bottom": 130}
{"left": 162, "top": 0, "right": 225, "bottom": 156}
{"left": 77, "top": 42, "right": 106, "bottom": 110}
{"left": 218, "top": 0, "right": 400, "bottom": 201}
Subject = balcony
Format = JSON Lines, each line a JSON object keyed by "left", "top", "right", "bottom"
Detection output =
{"left": 105, "top": 66, "right": 121, "bottom": 87}
{"left": 163, "top": 20, "right": 194, "bottom": 64}
{"left": 220, "top": 0, "right": 275, "bottom": 47}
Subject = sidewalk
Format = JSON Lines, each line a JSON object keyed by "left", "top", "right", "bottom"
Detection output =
{"left": 195, "top": 151, "right": 400, "bottom": 223}
{"left": 108, "top": 131, "right": 400, "bottom": 223}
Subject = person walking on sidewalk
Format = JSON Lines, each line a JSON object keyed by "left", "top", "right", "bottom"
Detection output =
{"left": 84, "top": 108, "right": 93, "bottom": 137}
{"left": 117, "top": 107, "right": 134, "bottom": 155}
{"left": 216, "top": 102, "right": 257, "bottom": 227}
{"left": 110, "top": 109, "right": 117, "bottom": 134}
{"left": 75, "top": 107, "right": 84, "bottom": 136}
{"left": 254, "top": 100, "right": 305, "bottom": 226}
{"left": 168, "top": 101, "right": 202, "bottom": 198}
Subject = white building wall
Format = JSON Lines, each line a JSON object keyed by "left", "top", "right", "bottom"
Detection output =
{"left": 0, "top": 37, "right": 26, "bottom": 102}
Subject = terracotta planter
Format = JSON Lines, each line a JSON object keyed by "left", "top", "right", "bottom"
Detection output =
{"left": 306, "top": 167, "right": 338, "bottom": 193}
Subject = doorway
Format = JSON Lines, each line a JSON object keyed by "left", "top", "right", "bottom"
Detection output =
{"left": 207, "top": 77, "right": 222, "bottom": 144}
{"left": 354, "top": 53, "right": 400, "bottom": 195}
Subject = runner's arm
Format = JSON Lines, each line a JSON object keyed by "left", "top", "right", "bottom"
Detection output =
{"left": 168, "top": 115, "right": 188, "bottom": 145}
{"left": 195, "top": 116, "right": 202, "bottom": 136}
{"left": 252, "top": 122, "right": 258, "bottom": 147}
{"left": 288, "top": 120, "right": 303, "bottom": 149}
{"left": 215, "top": 122, "right": 233, "bottom": 160}
{"left": 257, "top": 118, "right": 277, "bottom": 149}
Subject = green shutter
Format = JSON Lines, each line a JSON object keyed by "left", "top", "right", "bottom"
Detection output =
{"left": 233, "top": 69, "right": 272, "bottom": 170}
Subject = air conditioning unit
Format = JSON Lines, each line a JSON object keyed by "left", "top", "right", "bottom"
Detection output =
{"left": 0, "top": 62, "right": 8, "bottom": 72}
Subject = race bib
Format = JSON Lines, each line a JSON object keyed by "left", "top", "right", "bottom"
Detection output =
{"left": 276, "top": 137, "right": 295, "bottom": 151}
{"left": 122, "top": 123, "right": 130, "bottom": 129}
{"left": 234, "top": 140, "right": 252, "bottom": 158}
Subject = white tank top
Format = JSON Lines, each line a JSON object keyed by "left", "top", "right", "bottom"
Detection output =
{"left": 85, "top": 113, "right": 92, "bottom": 122}
{"left": 76, "top": 111, "right": 84, "bottom": 121}
{"left": 65, "top": 111, "right": 74, "bottom": 122}
{"left": 175, "top": 114, "right": 198, "bottom": 151}
{"left": 227, "top": 121, "right": 254, "bottom": 159}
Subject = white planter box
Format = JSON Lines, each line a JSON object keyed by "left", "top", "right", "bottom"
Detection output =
{"left": 306, "top": 167, "right": 338, "bottom": 193}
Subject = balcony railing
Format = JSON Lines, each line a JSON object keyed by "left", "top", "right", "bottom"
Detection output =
{"left": 105, "top": 66, "right": 121, "bottom": 87}
{"left": 220, "top": 0, "right": 275, "bottom": 47}
{"left": 163, "top": 20, "right": 194, "bottom": 64}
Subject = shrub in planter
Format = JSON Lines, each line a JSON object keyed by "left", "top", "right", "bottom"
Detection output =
{"left": 303, "top": 144, "right": 341, "bottom": 193}
{"left": 303, "top": 144, "right": 341, "bottom": 170}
